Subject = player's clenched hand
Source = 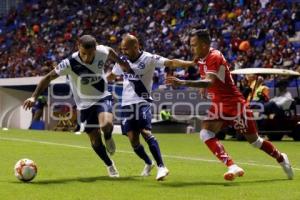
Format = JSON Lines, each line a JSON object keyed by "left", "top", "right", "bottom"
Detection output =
{"left": 23, "top": 97, "right": 36, "bottom": 110}
{"left": 119, "top": 55, "right": 132, "bottom": 73}
{"left": 165, "top": 76, "right": 184, "bottom": 87}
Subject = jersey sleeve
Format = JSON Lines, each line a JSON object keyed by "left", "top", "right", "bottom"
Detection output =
{"left": 151, "top": 54, "right": 168, "bottom": 68}
{"left": 206, "top": 54, "right": 222, "bottom": 74}
{"left": 205, "top": 53, "right": 227, "bottom": 83}
{"left": 112, "top": 63, "right": 123, "bottom": 76}
{"left": 96, "top": 45, "right": 110, "bottom": 55}
{"left": 54, "top": 59, "right": 71, "bottom": 76}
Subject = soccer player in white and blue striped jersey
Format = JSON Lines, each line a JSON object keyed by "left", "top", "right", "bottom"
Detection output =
{"left": 107, "top": 34, "right": 194, "bottom": 180}
{"left": 23, "top": 35, "right": 130, "bottom": 178}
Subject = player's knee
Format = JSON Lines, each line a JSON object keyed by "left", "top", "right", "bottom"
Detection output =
{"left": 251, "top": 137, "right": 264, "bottom": 148}
{"left": 129, "top": 136, "right": 140, "bottom": 147}
{"left": 131, "top": 140, "right": 140, "bottom": 148}
{"left": 199, "top": 129, "right": 216, "bottom": 142}
{"left": 100, "top": 122, "right": 113, "bottom": 134}
{"left": 141, "top": 129, "right": 152, "bottom": 140}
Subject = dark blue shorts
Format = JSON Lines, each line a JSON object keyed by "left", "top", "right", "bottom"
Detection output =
{"left": 79, "top": 96, "right": 113, "bottom": 133}
{"left": 32, "top": 103, "right": 45, "bottom": 115}
{"left": 32, "top": 107, "right": 40, "bottom": 115}
{"left": 120, "top": 103, "right": 152, "bottom": 135}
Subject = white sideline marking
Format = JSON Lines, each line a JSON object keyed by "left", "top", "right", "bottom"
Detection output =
{"left": 1, "top": 136, "right": 299, "bottom": 171}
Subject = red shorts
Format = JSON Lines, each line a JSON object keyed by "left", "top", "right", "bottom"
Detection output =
{"left": 205, "top": 106, "right": 258, "bottom": 135}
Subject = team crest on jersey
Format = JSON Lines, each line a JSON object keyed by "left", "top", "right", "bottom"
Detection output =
{"left": 138, "top": 62, "right": 146, "bottom": 69}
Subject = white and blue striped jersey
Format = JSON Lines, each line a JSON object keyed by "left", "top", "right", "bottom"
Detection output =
{"left": 112, "top": 51, "right": 167, "bottom": 106}
{"left": 54, "top": 45, "right": 111, "bottom": 110}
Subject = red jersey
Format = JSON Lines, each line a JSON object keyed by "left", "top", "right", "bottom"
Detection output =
{"left": 197, "top": 48, "right": 246, "bottom": 116}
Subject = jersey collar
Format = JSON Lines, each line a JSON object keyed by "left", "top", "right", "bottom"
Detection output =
{"left": 198, "top": 47, "right": 213, "bottom": 62}
{"left": 129, "top": 51, "right": 143, "bottom": 63}
{"left": 78, "top": 53, "right": 96, "bottom": 66}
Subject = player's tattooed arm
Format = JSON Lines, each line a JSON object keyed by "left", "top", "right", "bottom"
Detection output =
{"left": 164, "top": 59, "right": 195, "bottom": 69}
{"left": 32, "top": 70, "right": 59, "bottom": 98}
{"left": 107, "top": 47, "right": 130, "bottom": 72}
{"left": 166, "top": 74, "right": 216, "bottom": 88}
{"left": 23, "top": 70, "right": 58, "bottom": 110}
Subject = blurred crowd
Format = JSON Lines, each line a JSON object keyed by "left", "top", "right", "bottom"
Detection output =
{"left": 0, "top": 0, "right": 299, "bottom": 89}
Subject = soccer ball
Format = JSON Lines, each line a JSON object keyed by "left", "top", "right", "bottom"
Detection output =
{"left": 14, "top": 159, "right": 37, "bottom": 182}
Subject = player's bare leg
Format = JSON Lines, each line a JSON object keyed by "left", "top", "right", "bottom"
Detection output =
{"left": 127, "top": 130, "right": 154, "bottom": 176}
{"left": 244, "top": 133, "right": 294, "bottom": 180}
{"left": 201, "top": 121, "right": 244, "bottom": 181}
{"left": 99, "top": 112, "right": 115, "bottom": 155}
{"left": 141, "top": 129, "right": 168, "bottom": 181}
{"left": 32, "top": 109, "right": 43, "bottom": 121}
{"left": 87, "top": 128, "right": 119, "bottom": 177}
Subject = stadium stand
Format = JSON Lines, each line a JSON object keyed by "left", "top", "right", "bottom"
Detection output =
{"left": 0, "top": 0, "right": 299, "bottom": 89}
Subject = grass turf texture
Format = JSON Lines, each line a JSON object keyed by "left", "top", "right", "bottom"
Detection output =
{"left": 0, "top": 129, "right": 299, "bottom": 200}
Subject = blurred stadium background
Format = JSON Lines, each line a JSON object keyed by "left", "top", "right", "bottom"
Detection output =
{"left": 0, "top": 0, "right": 299, "bottom": 79}
{"left": 0, "top": 0, "right": 299, "bottom": 133}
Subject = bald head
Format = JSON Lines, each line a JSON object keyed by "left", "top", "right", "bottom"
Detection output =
{"left": 122, "top": 34, "right": 139, "bottom": 48}
{"left": 121, "top": 34, "right": 141, "bottom": 60}
{"left": 123, "top": 34, "right": 139, "bottom": 46}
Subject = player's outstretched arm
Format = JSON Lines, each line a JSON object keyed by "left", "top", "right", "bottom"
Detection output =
{"left": 166, "top": 73, "right": 216, "bottom": 88}
{"left": 164, "top": 59, "right": 195, "bottom": 69}
{"left": 107, "top": 47, "right": 130, "bottom": 72}
{"left": 23, "top": 70, "right": 59, "bottom": 110}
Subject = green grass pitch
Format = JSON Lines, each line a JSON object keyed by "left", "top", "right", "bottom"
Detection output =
{"left": 0, "top": 129, "right": 299, "bottom": 200}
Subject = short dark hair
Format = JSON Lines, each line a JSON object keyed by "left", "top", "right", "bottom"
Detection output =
{"left": 78, "top": 35, "right": 96, "bottom": 49}
{"left": 190, "top": 28, "right": 211, "bottom": 45}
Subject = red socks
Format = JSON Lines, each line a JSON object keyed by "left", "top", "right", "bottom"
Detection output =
{"left": 205, "top": 138, "right": 234, "bottom": 167}
{"left": 260, "top": 140, "right": 284, "bottom": 163}
{"left": 204, "top": 137, "right": 284, "bottom": 167}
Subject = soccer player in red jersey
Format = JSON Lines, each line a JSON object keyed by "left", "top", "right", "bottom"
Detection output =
{"left": 166, "top": 29, "right": 294, "bottom": 181}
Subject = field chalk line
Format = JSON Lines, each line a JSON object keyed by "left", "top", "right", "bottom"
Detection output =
{"left": 1, "top": 136, "right": 299, "bottom": 171}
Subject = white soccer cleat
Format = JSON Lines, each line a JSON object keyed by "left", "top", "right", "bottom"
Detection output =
{"left": 279, "top": 153, "right": 294, "bottom": 180}
{"left": 156, "top": 166, "right": 169, "bottom": 181}
{"left": 224, "top": 164, "right": 244, "bottom": 181}
{"left": 107, "top": 161, "right": 119, "bottom": 178}
{"left": 141, "top": 161, "right": 155, "bottom": 176}
{"left": 105, "top": 137, "right": 116, "bottom": 156}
